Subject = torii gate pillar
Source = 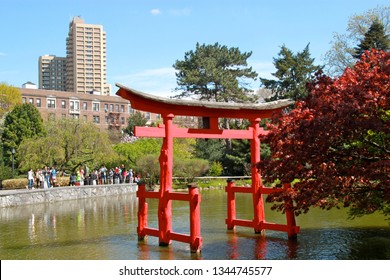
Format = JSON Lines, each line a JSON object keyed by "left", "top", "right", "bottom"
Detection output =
{"left": 158, "top": 113, "right": 174, "bottom": 246}
{"left": 250, "top": 118, "right": 265, "bottom": 234}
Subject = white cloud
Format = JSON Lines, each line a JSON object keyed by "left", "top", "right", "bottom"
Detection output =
{"left": 150, "top": 8, "right": 190, "bottom": 17}
{"left": 150, "top": 9, "right": 161, "bottom": 16}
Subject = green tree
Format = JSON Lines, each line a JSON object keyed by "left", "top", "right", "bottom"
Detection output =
{"left": 223, "top": 119, "right": 272, "bottom": 176}
{"left": 114, "top": 137, "right": 195, "bottom": 168}
{"left": 173, "top": 42, "right": 258, "bottom": 102}
{"left": 114, "top": 137, "right": 200, "bottom": 184}
{"left": 114, "top": 138, "right": 162, "bottom": 167}
{"left": 173, "top": 138, "right": 196, "bottom": 160}
{"left": 194, "top": 139, "right": 225, "bottom": 164}
{"left": 208, "top": 161, "right": 223, "bottom": 176}
{"left": 1, "top": 103, "right": 45, "bottom": 168}
{"left": 193, "top": 119, "right": 271, "bottom": 176}
{"left": 354, "top": 19, "right": 390, "bottom": 58}
{"left": 0, "top": 83, "right": 22, "bottom": 169}
{"left": 123, "top": 111, "right": 148, "bottom": 135}
{"left": 323, "top": 6, "right": 390, "bottom": 76}
{"left": 135, "top": 154, "right": 160, "bottom": 186}
{"left": 0, "top": 82, "right": 21, "bottom": 119}
{"left": 224, "top": 139, "right": 251, "bottom": 175}
{"left": 260, "top": 44, "right": 322, "bottom": 101}
{"left": 17, "top": 119, "right": 117, "bottom": 173}
{"left": 174, "top": 158, "right": 209, "bottom": 179}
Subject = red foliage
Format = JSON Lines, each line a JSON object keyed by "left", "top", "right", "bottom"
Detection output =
{"left": 258, "top": 50, "right": 390, "bottom": 216}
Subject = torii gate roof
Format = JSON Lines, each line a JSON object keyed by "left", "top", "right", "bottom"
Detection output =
{"left": 116, "top": 83, "right": 293, "bottom": 119}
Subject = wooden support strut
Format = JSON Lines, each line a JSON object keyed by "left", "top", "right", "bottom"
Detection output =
{"left": 136, "top": 183, "right": 148, "bottom": 240}
{"left": 224, "top": 180, "right": 300, "bottom": 237}
{"left": 136, "top": 181, "right": 202, "bottom": 253}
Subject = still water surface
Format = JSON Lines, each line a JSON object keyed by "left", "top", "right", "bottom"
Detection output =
{"left": 0, "top": 189, "right": 389, "bottom": 260}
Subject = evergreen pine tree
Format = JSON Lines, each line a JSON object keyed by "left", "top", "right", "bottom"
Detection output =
{"left": 354, "top": 20, "right": 390, "bottom": 58}
{"left": 260, "top": 44, "right": 322, "bottom": 101}
{"left": 173, "top": 42, "right": 258, "bottom": 103}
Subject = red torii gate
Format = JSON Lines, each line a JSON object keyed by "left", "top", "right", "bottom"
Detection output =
{"left": 116, "top": 84, "right": 300, "bottom": 253}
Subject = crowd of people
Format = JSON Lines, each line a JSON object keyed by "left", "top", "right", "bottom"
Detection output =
{"left": 69, "top": 164, "right": 142, "bottom": 186}
{"left": 27, "top": 166, "right": 57, "bottom": 190}
{"left": 26, "top": 164, "right": 141, "bottom": 190}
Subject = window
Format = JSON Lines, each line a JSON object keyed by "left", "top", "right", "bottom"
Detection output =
{"left": 110, "top": 104, "right": 114, "bottom": 112}
{"left": 29, "top": 98, "right": 33, "bottom": 104}
{"left": 62, "top": 100, "right": 66, "bottom": 109}
{"left": 83, "top": 102, "right": 88, "bottom": 110}
{"left": 74, "top": 101, "right": 79, "bottom": 110}
{"left": 70, "top": 100, "right": 80, "bottom": 111}
{"left": 104, "top": 104, "right": 108, "bottom": 113}
{"left": 22, "top": 97, "right": 26, "bottom": 103}
{"left": 47, "top": 99, "right": 56, "bottom": 108}
{"left": 115, "top": 104, "right": 119, "bottom": 112}
{"left": 92, "top": 102, "right": 100, "bottom": 112}
{"left": 36, "top": 98, "right": 41, "bottom": 108}
{"left": 121, "top": 117, "right": 125, "bottom": 124}
{"left": 93, "top": 115, "right": 100, "bottom": 123}
{"left": 121, "top": 105, "right": 125, "bottom": 113}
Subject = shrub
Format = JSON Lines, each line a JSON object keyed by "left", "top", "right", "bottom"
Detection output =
{"left": 174, "top": 158, "right": 209, "bottom": 179}
{"left": 1, "top": 176, "right": 71, "bottom": 190}
{"left": 1, "top": 178, "right": 29, "bottom": 190}
{"left": 208, "top": 161, "right": 223, "bottom": 176}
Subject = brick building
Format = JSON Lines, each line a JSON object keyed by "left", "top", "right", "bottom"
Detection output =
{"left": 20, "top": 87, "right": 160, "bottom": 131}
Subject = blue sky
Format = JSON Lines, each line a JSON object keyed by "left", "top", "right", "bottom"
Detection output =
{"left": 0, "top": 0, "right": 388, "bottom": 97}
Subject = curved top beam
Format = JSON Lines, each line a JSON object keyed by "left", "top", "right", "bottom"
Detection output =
{"left": 116, "top": 83, "right": 294, "bottom": 119}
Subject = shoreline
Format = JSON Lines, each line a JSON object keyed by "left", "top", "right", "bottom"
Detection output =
{"left": 0, "top": 183, "right": 138, "bottom": 208}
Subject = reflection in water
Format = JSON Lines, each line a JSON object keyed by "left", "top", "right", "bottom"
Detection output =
{"left": 0, "top": 191, "right": 389, "bottom": 260}
{"left": 28, "top": 214, "right": 36, "bottom": 243}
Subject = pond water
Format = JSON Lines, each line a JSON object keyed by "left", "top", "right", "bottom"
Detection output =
{"left": 0, "top": 189, "right": 389, "bottom": 260}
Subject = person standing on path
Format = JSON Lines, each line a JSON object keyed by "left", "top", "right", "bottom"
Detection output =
{"left": 50, "top": 166, "right": 57, "bottom": 188}
{"left": 44, "top": 166, "right": 51, "bottom": 188}
{"left": 27, "top": 169, "right": 34, "bottom": 190}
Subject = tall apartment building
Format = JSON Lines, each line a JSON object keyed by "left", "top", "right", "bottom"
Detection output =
{"left": 38, "top": 55, "right": 66, "bottom": 91}
{"left": 66, "top": 16, "right": 111, "bottom": 95}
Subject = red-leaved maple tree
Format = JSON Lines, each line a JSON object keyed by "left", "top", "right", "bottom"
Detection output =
{"left": 258, "top": 49, "right": 390, "bottom": 218}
